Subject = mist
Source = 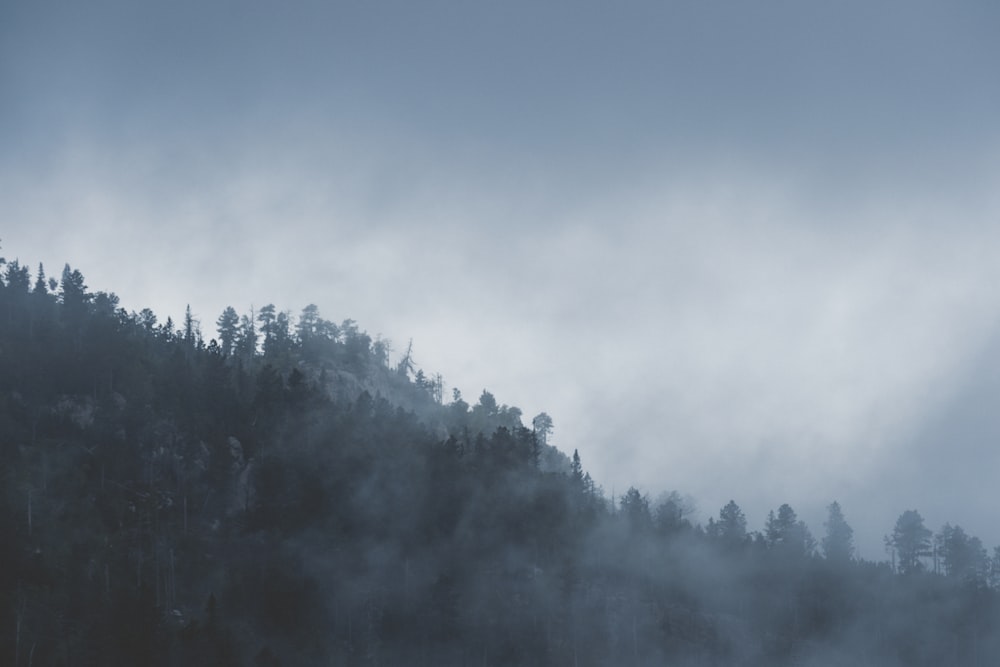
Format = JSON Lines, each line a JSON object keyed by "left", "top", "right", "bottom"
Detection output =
{"left": 4, "top": 0, "right": 1000, "bottom": 663}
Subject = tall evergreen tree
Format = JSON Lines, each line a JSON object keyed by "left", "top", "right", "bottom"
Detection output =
{"left": 217, "top": 306, "right": 239, "bottom": 357}
{"left": 236, "top": 310, "right": 258, "bottom": 360}
{"left": 937, "top": 524, "right": 988, "bottom": 581}
{"left": 653, "top": 491, "right": 692, "bottom": 535}
{"left": 889, "top": 510, "right": 932, "bottom": 575}
{"left": 33, "top": 262, "right": 48, "bottom": 294}
{"left": 271, "top": 310, "right": 291, "bottom": 357}
{"left": 137, "top": 307, "right": 158, "bottom": 333}
{"left": 183, "top": 304, "right": 199, "bottom": 346}
{"left": 822, "top": 501, "right": 855, "bottom": 563}
{"left": 532, "top": 412, "right": 553, "bottom": 445}
{"left": 257, "top": 303, "right": 276, "bottom": 351}
{"left": 161, "top": 315, "right": 175, "bottom": 340}
{"left": 296, "top": 303, "right": 321, "bottom": 342}
{"left": 620, "top": 487, "right": 651, "bottom": 531}
{"left": 570, "top": 449, "right": 583, "bottom": 485}
{"left": 765, "top": 503, "right": 815, "bottom": 557}
{"left": 710, "top": 500, "right": 748, "bottom": 548}
{"left": 59, "top": 263, "right": 90, "bottom": 324}
{"left": 5, "top": 259, "right": 30, "bottom": 292}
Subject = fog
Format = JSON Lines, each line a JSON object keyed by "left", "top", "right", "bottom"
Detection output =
{"left": 4, "top": 0, "right": 1000, "bottom": 558}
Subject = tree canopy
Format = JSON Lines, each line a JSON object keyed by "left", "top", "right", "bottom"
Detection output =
{"left": 1, "top": 247, "right": 998, "bottom": 666}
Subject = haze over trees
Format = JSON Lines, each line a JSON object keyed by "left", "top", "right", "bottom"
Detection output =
{"left": 2, "top": 245, "right": 1000, "bottom": 665}
{"left": 822, "top": 500, "right": 855, "bottom": 562}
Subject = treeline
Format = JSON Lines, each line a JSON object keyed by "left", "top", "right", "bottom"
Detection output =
{"left": 1, "top": 249, "right": 999, "bottom": 666}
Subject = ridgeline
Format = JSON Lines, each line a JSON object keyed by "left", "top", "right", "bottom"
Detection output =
{"left": 1, "top": 249, "right": 998, "bottom": 666}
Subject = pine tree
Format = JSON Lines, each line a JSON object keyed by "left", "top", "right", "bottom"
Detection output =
{"left": 5, "top": 259, "right": 31, "bottom": 292}
{"left": 888, "top": 510, "right": 932, "bottom": 575}
{"left": 570, "top": 449, "right": 583, "bottom": 485}
{"left": 712, "top": 500, "right": 748, "bottom": 549}
{"left": 138, "top": 308, "right": 158, "bottom": 334}
{"left": 59, "top": 263, "right": 90, "bottom": 323}
{"left": 183, "top": 304, "right": 198, "bottom": 346}
{"left": 236, "top": 309, "right": 258, "bottom": 360}
{"left": 257, "top": 304, "right": 276, "bottom": 353}
{"left": 620, "top": 487, "right": 651, "bottom": 531}
{"left": 532, "top": 412, "right": 553, "bottom": 446}
{"left": 822, "top": 501, "right": 855, "bottom": 563}
{"left": 33, "top": 263, "right": 47, "bottom": 294}
{"left": 936, "top": 524, "right": 988, "bottom": 581}
{"left": 765, "top": 503, "right": 815, "bottom": 556}
{"left": 216, "top": 306, "right": 239, "bottom": 357}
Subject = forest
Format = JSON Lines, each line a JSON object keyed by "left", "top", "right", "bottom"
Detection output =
{"left": 1, "top": 246, "right": 999, "bottom": 666}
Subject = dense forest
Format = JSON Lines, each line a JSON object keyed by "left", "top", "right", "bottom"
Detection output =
{"left": 2, "top": 246, "right": 999, "bottom": 666}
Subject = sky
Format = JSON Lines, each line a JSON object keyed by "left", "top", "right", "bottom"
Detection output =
{"left": 3, "top": 0, "right": 1000, "bottom": 557}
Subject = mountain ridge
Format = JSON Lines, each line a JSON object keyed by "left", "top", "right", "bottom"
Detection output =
{"left": 1, "top": 247, "right": 998, "bottom": 666}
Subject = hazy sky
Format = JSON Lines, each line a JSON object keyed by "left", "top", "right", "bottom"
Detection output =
{"left": 3, "top": 0, "right": 1000, "bottom": 556}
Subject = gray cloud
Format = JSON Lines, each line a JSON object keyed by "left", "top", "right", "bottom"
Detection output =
{"left": 3, "top": 0, "right": 1000, "bottom": 555}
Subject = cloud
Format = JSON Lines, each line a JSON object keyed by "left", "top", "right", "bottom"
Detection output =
{"left": 5, "top": 138, "right": 1000, "bottom": 550}
{"left": 4, "top": 0, "right": 1000, "bottom": 558}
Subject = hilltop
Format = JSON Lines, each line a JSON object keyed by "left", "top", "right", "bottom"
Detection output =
{"left": 2, "top": 248, "right": 999, "bottom": 666}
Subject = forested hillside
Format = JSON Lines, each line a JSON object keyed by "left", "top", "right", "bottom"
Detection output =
{"left": 2, "top": 249, "right": 999, "bottom": 666}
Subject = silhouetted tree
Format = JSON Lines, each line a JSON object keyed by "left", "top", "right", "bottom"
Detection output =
{"left": 822, "top": 501, "right": 855, "bottom": 563}
{"left": 270, "top": 310, "right": 292, "bottom": 358}
{"left": 570, "top": 449, "right": 583, "bottom": 486}
{"left": 764, "top": 503, "right": 814, "bottom": 557}
{"left": 889, "top": 509, "right": 932, "bottom": 574}
{"left": 160, "top": 315, "right": 175, "bottom": 340}
{"left": 236, "top": 310, "right": 258, "bottom": 360}
{"left": 5, "top": 258, "right": 30, "bottom": 292}
{"left": 620, "top": 487, "right": 651, "bottom": 531}
{"left": 295, "top": 303, "right": 321, "bottom": 341}
{"left": 653, "top": 491, "right": 692, "bottom": 535}
{"left": 216, "top": 306, "right": 239, "bottom": 357}
{"left": 60, "top": 263, "right": 88, "bottom": 306}
{"left": 33, "top": 262, "right": 48, "bottom": 294}
{"left": 394, "top": 338, "right": 413, "bottom": 376}
{"left": 183, "top": 304, "right": 199, "bottom": 346}
{"left": 709, "top": 500, "right": 748, "bottom": 549}
{"left": 532, "top": 412, "right": 553, "bottom": 445}
{"left": 259, "top": 304, "right": 293, "bottom": 358}
{"left": 937, "top": 524, "right": 988, "bottom": 581}
{"left": 137, "top": 307, "right": 158, "bottom": 334}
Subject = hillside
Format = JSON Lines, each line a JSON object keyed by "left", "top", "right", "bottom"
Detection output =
{"left": 2, "top": 251, "right": 999, "bottom": 666}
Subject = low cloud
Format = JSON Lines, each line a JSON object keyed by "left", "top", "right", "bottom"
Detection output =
{"left": 4, "top": 128, "right": 1000, "bottom": 557}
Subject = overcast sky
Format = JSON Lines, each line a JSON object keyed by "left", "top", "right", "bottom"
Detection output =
{"left": 3, "top": 0, "right": 1000, "bottom": 556}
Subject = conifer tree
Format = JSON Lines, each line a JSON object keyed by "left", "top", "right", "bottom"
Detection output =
{"left": 236, "top": 309, "right": 258, "bottom": 360}
{"left": 217, "top": 306, "right": 239, "bottom": 357}
{"left": 532, "top": 412, "right": 553, "bottom": 445}
{"left": 570, "top": 449, "right": 583, "bottom": 485}
{"left": 889, "top": 510, "right": 932, "bottom": 574}
{"left": 5, "top": 259, "right": 30, "bottom": 292}
{"left": 710, "top": 500, "right": 748, "bottom": 548}
{"left": 33, "top": 262, "right": 47, "bottom": 294}
{"left": 822, "top": 501, "right": 855, "bottom": 563}
{"left": 183, "top": 304, "right": 198, "bottom": 346}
